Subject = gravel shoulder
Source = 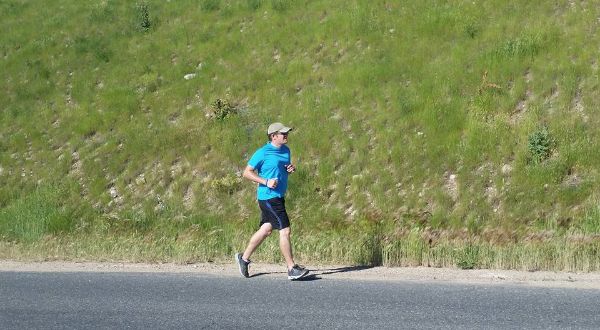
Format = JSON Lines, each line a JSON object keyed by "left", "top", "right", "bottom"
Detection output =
{"left": 1, "top": 260, "right": 599, "bottom": 290}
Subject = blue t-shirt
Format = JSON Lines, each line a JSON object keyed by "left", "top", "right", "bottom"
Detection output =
{"left": 247, "top": 142, "right": 291, "bottom": 200}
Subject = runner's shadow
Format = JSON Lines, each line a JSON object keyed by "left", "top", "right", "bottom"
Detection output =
{"left": 249, "top": 265, "right": 373, "bottom": 279}
{"left": 250, "top": 272, "right": 321, "bottom": 281}
{"left": 295, "top": 274, "right": 320, "bottom": 281}
{"left": 315, "top": 265, "right": 374, "bottom": 275}
{"left": 250, "top": 272, "right": 285, "bottom": 278}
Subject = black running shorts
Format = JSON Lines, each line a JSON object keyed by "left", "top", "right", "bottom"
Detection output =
{"left": 258, "top": 197, "right": 290, "bottom": 230}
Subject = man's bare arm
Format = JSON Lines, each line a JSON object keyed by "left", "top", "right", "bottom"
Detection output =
{"left": 243, "top": 165, "right": 277, "bottom": 188}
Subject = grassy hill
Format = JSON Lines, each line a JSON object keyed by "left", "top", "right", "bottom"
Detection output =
{"left": 1, "top": 0, "right": 599, "bottom": 271}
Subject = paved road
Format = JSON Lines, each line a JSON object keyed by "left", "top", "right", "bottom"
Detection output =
{"left": 1, "top": 271, "right": 598, "bottom": 329}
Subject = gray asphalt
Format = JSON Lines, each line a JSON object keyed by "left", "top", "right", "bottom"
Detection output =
{"left": 1, "top": 271, "right": 599, "bottom": 329}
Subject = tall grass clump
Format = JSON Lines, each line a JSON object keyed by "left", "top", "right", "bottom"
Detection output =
{"left": 577, "top": 204, "right": 600, "bottom": 235}
{"left": 0, "top": 186, "right": 75, "bottom": 243}
{"left": 494, "top": 33, "right": 544, "bottom": 59}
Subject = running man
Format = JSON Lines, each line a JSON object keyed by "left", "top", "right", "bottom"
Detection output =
{"left": 235, "top": 122, "right": 309, "bottom": 280}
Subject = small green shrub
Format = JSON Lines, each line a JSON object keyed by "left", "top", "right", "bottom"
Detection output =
{"left": 464, "top": 21, "right": 479, "bottom": 39}
{"left": 136, "top": 2, "right": 151, "bottom": 32}
{"left": 114, "top": 209, "right": 159, "bottom": 233}
{"left": 271, "top": 0, "right": 291, "bottom": 12}
{"left": 527, "top": 126, "right": 554, "bottom": 164}
{"left": 90, "top": 2, "right": 115, "bottom": 23}
{"left": 209, "top": 98, "right": 238, "bottom": 120}
{"left": 1, "top": 1, "right": 27, "bottom": 16}
{"left": 210, "top": 174, "right": 243, "bottom": 194}
{"left": 73, "top": 36, "right": 112, "bottom": 62}
{"left": 201, "top": 0, "right": 220, "bottom": 11}
{"left": 350, "top": 4, "right": 382, "bottom": 33}
{"left": 247, "top": 0, "right": 262, "bottom": 10}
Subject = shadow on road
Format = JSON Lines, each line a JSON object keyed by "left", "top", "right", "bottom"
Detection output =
{"left": 250, "top": 272, "right": 322, "bottom": 281}
{"left": 315, "top": 265, "right": 374, "bottom": 275}
{"left": 250, "top": 271, "right": 285, "bottom": 278}
{"left": 249, "top": 265, "right": 373, "bottom": 279}
{"left": 295, "top": 274, "right": 320, "bottom": 281}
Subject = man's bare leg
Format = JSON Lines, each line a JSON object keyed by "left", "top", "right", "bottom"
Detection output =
{"left": 279, "top": 227, "right": 295, "bottom": 270}
{"left": 242, "top": 223, "right": 272, "bottom": 261}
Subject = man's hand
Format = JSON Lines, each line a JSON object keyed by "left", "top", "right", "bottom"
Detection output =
{"left": 266, "top": 178, "right": 278, "bottom": 189}
{"left": 285, "top": 164, "right": 296, "bottom": 173}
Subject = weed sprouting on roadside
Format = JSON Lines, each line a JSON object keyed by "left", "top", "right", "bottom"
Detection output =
{"left": 456, "top": 244, "right": 479, "bottom": 269}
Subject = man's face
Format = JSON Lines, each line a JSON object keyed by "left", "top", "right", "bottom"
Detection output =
{"left": 272, "top": 131, "right": 289, "bottom": 144}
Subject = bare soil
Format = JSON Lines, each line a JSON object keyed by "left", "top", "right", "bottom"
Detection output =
{"left": 1, "top": 260, "right": 599, "bottom": 290}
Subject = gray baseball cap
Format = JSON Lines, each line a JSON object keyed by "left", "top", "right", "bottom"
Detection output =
{"left": 267, "top": 122, "right": 293, "bottom": 134}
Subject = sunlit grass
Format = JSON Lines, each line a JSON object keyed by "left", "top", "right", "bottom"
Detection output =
{"left": 1, "top": 0, "right": 599, "bottom": 270}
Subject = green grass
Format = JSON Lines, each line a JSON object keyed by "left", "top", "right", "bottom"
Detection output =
{"left": 0, "top": 185, "right": 77, "bottom": 243}
{"left": 1, "top": 0, "right": 600, "bottom": 271}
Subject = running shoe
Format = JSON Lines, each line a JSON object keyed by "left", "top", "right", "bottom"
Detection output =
{"left": 287, "top": 264, "right": 309, "bottom": 280}
{"left": 235, "top": 253, "right": 250, "bottom": 278}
